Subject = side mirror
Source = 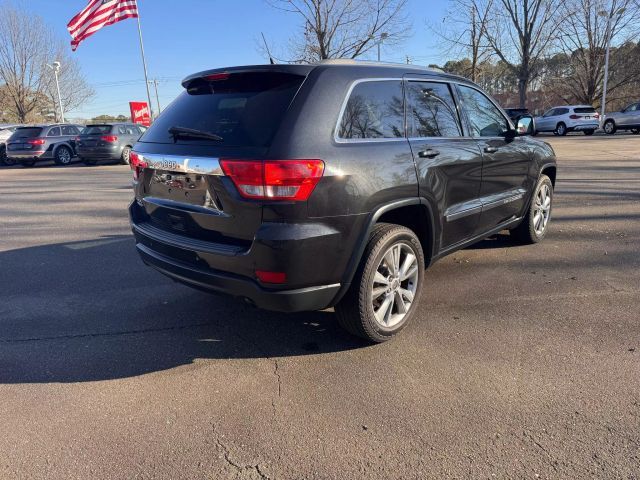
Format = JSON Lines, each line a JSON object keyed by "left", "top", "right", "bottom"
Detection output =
{"left": 515, "top": 115, "right": 534, "bottom": 136}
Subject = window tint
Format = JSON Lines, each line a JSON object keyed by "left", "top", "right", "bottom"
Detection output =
{"left": 47, "top": 127, "right": 61, "bottom": 137}
{"left": 543, "top": 109, "right": 555, "bottom": 117}
{"left": 406, "top": 81, "right": 461, "bottom": 137}
{"left": 628, "top": 104, "right": 639, "bottom": 112}
{"left": 574, "top": 107, "right": 596, "bottom": 114}
{"left": 557, "top": 108, "right": 569, "bottom": 115}
{"left": 338, "top": 81, "right": 404, "bottom": 139}
{"left": 118, "top": 125, "right": 128, "bottom": 134}
{"left": 142, "top": 72, "right": 305, "bottom": 147}
{"left": 61, "top": 125, "right": 76, "bottom": 135}
{"left": 10, "top": 127, "right": 42, "bottom": 139}
{"left": 458, "top": 85, "right": 509, "bottom": 137}
{"left": 82, "top": 125, "right": 112, "bottom": 135}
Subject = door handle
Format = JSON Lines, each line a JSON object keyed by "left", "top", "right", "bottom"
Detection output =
{"left": 484, "top": 146, "right": 499, "bottom": 154}
{"left": 418, "top": 148, "right": 440, "bottom": 158}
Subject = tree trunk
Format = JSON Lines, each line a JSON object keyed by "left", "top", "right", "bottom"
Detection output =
{"left": 518, "top": 78, "right": 527, "bottom": 108}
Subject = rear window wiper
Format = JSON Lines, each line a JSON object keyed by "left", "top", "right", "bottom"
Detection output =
{"left": 168, "top": 126, "right": 223, "bottom": 142}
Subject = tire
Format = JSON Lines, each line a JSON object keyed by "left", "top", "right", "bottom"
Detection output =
{"left": 510, "top": 175, "right": 553, "bottom": 244}
{"left": 555, "top": 123, "right": 567, "bottom": 136}
{"left": 21, "top": 160, "right": 35, "bottom": 168}
{"left": 0, "top": 146, "right": 14, "bottom": 166}
{"left": 120, "top": 146, "right": 131, "bottom": 165}
{"left": 584, "top": 129, "right": 595, "bottom": 136}
{"left": 603, "top": 120, "right": 616, "bottom": 135}
{"left": 335, "top": 223, "right": 425, "bottom": 343}
{"left": 631, "top": 129, "right": 639, "bottom": 135}
{"left": 54, "top": 146, "right": 73, "bottom": 166}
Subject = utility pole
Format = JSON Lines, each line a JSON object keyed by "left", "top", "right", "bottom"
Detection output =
{"left": 598, "top": 8, "right": 626, "bottom": 129}
{"left": 47, "top": 61, "right": 64, "bottom": 123}
{"left": 405, "top": 55, "right": 411, "bottom": 64}
{"left": 148, "top": 79, "right": 161, "bottom": 116}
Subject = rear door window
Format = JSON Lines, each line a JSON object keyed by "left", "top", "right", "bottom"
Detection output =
{"left": 406, "top": 81, "right": 461, "bottom": 138}
{"left": 61, "top": 125, "right": 76, "bottom": 136}
{"left": 557, "top": 108, "right": 569, "bottom": 116}
{"left": 47, "top": 127, "right": 61, "bottom": 137}
{"left": 338, "top": 80, "right": 404, "bottom": 139}
{"left": 141, "top": 71, "right": 305, "bottom": 147}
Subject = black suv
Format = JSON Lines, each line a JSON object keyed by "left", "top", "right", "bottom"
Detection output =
{"left": 129, "top": 61, "right": 556, "bottom": 342}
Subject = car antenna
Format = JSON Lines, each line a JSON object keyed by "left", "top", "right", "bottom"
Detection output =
{"left": 261, "top": 32, "right": 276, "bottom": 65}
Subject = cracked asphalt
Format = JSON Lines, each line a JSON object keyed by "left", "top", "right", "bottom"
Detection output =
{"left": 1, "top": 135, "right": 639, "bottom": 479}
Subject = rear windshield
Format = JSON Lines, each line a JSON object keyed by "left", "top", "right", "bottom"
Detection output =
{"left": 140, "top": 72, "right": 305, "bottom": 147}
{"left": 12, "top": 127, "right": 43, "bottom": 139}
{"left": 574, "top": 107, "right": 596, "bottom": 114}
{"left": 82, "top": 125, "right": 113, "bottom": 135}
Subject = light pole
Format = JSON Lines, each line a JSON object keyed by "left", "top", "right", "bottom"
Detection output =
{"left": 47, "top": 61, "right": 64, "bottom": 123}
{"left": 598, "top": 8, "right": 626, "bottom": 128}
{"left": 148, "top": 79, "right": 161, "bottom": 117}
{"left": 376, "top": 32, "right": 389, "bottom": 62}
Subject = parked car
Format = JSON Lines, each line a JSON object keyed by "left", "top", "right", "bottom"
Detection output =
{"left": 77, "top": 123, "right": 145, "bottom": 165}
{"left": 602, "top": 102, "right": 640, "bottom": 135}
{"left": 0, "top": 124, "right": 22, "bottom": 166}
{"left": 128, "top": 61, "right": 557, "bottom": 342}
{"left": 6, "top": 124, "right": 84, "bottom": 167}
{"left": 534, "top": 105, "right": 600, "bottom": 136}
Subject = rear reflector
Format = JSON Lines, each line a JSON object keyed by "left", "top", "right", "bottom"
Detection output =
{"left": 27, "top": 138, "right": 45, "bottom": 145}
{"left": 220, "top": 159, "right": 325, "bottom": 201}
{"left": 101, "top": 135, "right": 118, "bottom": 143}
{"left": 129, "top": 151, "right": 148, "bottom": 180}
{"left": 255, "top": 270, "right": 286, "bottom": 284}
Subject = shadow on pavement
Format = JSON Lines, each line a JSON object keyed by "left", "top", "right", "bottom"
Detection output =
{"left": 0, "top": 236, "right": 367, "bottom": 384}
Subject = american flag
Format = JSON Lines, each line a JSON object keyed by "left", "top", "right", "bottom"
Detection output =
{"left": 67, "top": 0, "right": 139, "bottom": 51}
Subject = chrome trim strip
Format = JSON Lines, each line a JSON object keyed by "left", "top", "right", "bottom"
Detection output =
{"left": 445, "top": 204, "right": 482, "bottom": 222}
{"left": 481, "top": 188, "right": 526, "bottom": 212}
{"left": 137, "top": 153, "right": 223, "bottom": 175}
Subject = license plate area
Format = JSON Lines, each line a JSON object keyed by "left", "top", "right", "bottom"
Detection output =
{"left": 147, "top": 170, "right": 219, "bottom": 210}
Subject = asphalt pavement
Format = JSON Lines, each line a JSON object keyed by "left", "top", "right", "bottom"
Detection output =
{"left": 1, "top": 135, "right": 638, "bottom": 479}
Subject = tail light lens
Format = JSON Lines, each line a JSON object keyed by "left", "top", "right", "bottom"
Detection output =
{"left": 129, "top": 151, "right": 148, "bottom": 181}
{"left": 27, "top": 138, "right": 45, "bottom": 145}
{"left": 220, "top": 159, "right": 325, "bottom": 201}
{"left": 594, "top": 113, "right": 600, "bottom": 119}
{"left": 101, "top": 135, "right": 118, "bottom": 143}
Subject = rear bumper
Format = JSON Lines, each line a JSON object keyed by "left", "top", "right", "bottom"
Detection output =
{"left": 568, "top": 123, "right": 599, "bottom": 131}
{"left": 136, "top": 242, "right": 340, "bottom": 312}
{"left": 129, "top": 202, "right": 349, "bottom": 312}
{"left": 77, "top": 145, "right": 121, "bottom": 159}
{"left": 7, "top": 150, "right": 50, "bottom": 160}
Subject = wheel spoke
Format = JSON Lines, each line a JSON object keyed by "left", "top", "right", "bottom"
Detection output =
{"left": 373, "top": 271, "right": 389, "bottom": 286}
{"left": 399, "top": 288, "right": 414, "bottom": 303}
{"left": 533, "top": 213, "right": 542, "bottom": 231}
{"left": 543, "top": 196, "right": 551, "bottom": 209}
{"left": 401, "top": 265, "right": 418, "bottom": 282}
{"left": 372, "top": 286, "right": 387, "bottom": 300}
{"left": 393, "top": 245, "right": 401, "bottom": 275}
{"left": 375, "top": 295, "right": 393, "bottom": 325}
{"left": 383, "top": 250, "right": 395, "bottom": 275}
{"left": 394, "top": 291, "right": 407, "bottom": 314}
{"left": 399, "top": 253, "right": 416, "bottom": 279}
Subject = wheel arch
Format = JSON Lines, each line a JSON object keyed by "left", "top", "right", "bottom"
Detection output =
{"left": 540, "top": 164, "right": 557, "bottom": 187}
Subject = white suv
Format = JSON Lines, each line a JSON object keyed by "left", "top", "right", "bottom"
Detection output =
{"left": 534, "top": 105, "right": 600, "bottom": 136}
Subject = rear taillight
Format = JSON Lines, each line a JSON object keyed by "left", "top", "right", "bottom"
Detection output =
{"left": 594, "top": 113, "right": 600, "bottom": 119}
{"left": 220, "top": 159, "right": 325, "bottom": 201}
{"left": 129, "top": 151, "right": 148, "bottom": 181}
{"left": 27, "top": 138, "right": 45, "bottom": 145}
{"left": 569, "top": 114, "right": 580, "bottom": 119}
{"left": 101, "top": 135, "right": 118, "bottom": 143}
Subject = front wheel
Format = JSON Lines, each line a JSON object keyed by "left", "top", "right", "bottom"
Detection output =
{"left": 54, "top": 146, "right": 73, "bottom": 166}
{"left": 335, "top": 223, "right": 424, "bottom": 343}
{"left": 631, "top": 128, "right": 639, "bottom": 135}
{"left": 555, "top": 123, "right": 567, "bottom": 136}
{"left": 120, "top": 147, "right": 131, "bottom": 165}
{"left": 603, "top": 120, "right": 616, "bottom": 135}
{"left": 510, "top": 175, "right": 553, "bottom": 244}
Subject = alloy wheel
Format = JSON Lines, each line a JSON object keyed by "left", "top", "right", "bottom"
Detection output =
{"left": 57, "top": 148, "right": 71, "bottom": 164}
{"left": 533, "top": 184, "right": 551, "bottom": 236}
{"left": 371, "top": 242, "right": 419, "bottom": 328}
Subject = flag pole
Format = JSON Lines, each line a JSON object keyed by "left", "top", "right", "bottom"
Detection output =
{"left": 134, "top": 0, "right": 154, "bottom": 120}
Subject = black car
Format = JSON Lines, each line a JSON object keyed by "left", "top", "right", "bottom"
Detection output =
{"left": 129, "top": 61, "right": 556, "bottom": 342}
{"left": 77, "top": 123, "right": 145, "bottom": 165}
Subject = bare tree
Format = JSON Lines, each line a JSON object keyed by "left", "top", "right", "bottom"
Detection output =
{"left": 0, "top": 3, "right": 94, "bottom": 123}
{"left": 268, "top": 0, "right": 411, "bottom": 62}
{"left": 434, "top": 0, "right": 494, "bottom": 82}
{"left": 555, "top": 0, "right": 640, "bottom": 106}
{"left": 484, "top": 0, "right": 564, "bottom": 107}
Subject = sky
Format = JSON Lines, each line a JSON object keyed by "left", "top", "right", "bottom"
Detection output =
{"left": 32, "top": 0, "right": 449, "bottom": 119}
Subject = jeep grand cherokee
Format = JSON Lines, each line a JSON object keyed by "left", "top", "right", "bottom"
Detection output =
{"left": 129, "top": 61, "right": 557, "bottom": 343}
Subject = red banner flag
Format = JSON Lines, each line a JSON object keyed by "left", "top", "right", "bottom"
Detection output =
{"left": 67, "top": 0, "right": 139, "bottom": 51}
{"left": 130, "top": 101, "right": 151, "bottom": 127}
